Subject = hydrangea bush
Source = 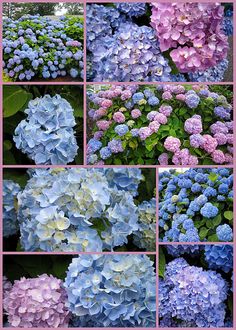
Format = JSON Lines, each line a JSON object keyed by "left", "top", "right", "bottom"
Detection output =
{"left": 4, "top": 274, "right": 70, "bottom": 328}
{"left": 64, "top": 254, "right": 156, "bottom": 327}
{"left": 13, "top": 94, "right": 78, "bottom": 165}
{"left": 87, "top": 84, "right": 233, "bottom": 165}
{"left": 159, "top": 168, "right": 233, "bottom": 242}
{"left": 87, "top": 3, "right": 232, "bottom": 82}
{"left": 3, "top": 15, "right": 83, "bottom": 81}
{"left": 5, "top": 168, "right": 156, "bottom": 252}
{"left": 159, "top": 245, "right": 233, "bottom": 327}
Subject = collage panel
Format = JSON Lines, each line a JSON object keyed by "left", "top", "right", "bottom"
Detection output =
{"left": 3, "top": 254, "right": 156, "bottom": 328}
{"left": 158, "top": 168, "right": 233, "bottom": 243}
{"left": 86, "top": 84, "right": 233, "bottom": 166}
{"left": 3, "top": 167, "right": 156, "bottom": 252}
{"left": 159, "top": 244, "right": 233, "bottom": 327}
{"left": 86, "top": 2, "right": 233, "bottom": 82}
{"left": 3, "top": 85, "right": 84, "bottom": 165}
{"left": 2, "top": 2, "right": 84, "bottom": 82}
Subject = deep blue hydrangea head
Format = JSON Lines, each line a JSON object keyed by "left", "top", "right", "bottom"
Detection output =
{"left": 116, "top": 3, "right": 146, "bottom": 17}
{"left": 166, "top": 245, "right": 200, "bottom": 257}
{"left": 204, "top": 245, "right": 233, "bottom": 273}
{"left": 99, "top": 146, "right": 112, "bottom": 160}
{"left": 64, "top": 254, "right": 156, "bottom": 327}
{"left": 216, "top": 224, "right": 233, "bottom": 242}
{"left": 159, "top": 256, "right": 229, "bottom": 327}
{"left": 13, "top": 95, "right": 78, "bottom": 165}
{"left": 3, "top": 180, "right": 21, "bottom": 237}
{"left": 188, "top": 60, "right": 229, "bottom": 82}
{"left": 87, "top": 138, "right": 102, "bottom": 154}
{"left": 133, "top": 198, "right": 156, "bottom": 251}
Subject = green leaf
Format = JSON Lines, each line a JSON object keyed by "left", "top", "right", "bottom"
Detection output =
{"left": 3, "top": 86, "right": 32, "bottom": 118}
{"left": 3, "top": 140, "right": 12, "bottom": 151}
{"left": 114, "top": 158, "right": 122, "bottom": 165}
{"left": 199, "top": 227, "right": 209, "bottom": 240}
{"left": 208, "top": 234, "right": 219, "bottom": 242}
{"left": 159, "top": 247, "right": 166, "bottom": 278}
{"left": 224, "top": 211, "right": 233, "bottom": 221}
{"left": 208, "top": 172, "right": 219, "bottom": 182}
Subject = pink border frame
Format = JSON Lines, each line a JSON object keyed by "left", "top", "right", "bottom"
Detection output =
{"left": 0, "top": 0, "right": 236, "bottom": 330}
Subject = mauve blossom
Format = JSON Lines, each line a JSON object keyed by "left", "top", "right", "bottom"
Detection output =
{"left": 164, "top": 136, "right": 181, "bottom": 153}
{"left": 113, "top": 111, "right": 126, "bottom": 123}
{"left": 211, "top": 150, "right": 226, "bottom": 164}
{"left": 201, "top": 134, "right": 218, "bottom": 153}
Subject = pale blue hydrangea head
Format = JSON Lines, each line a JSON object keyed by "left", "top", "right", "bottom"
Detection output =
{"left": 64, "top": 254, "right": 156, "bottom": 327}
{"left": 133, "top": 198, "right": 156, "bottom": 251}
{"left": 13, "top": 95, "right": 78, "bottom": 165}
{"left": 3, "top": 180, "right": 21, "bottom": 237}
{"left": 18, "top": 168, "right": 140, "bottom": 252}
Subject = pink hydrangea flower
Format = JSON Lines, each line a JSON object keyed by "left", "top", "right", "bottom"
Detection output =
{"left": 184, "top": 115, "right": 203, "bottom": 134}
{"left": 214, "top": 133, "right": 227, "bottom": 145}
{"left": 176, "top": 94, "right": 186, "bottom": 101}
{"left": 210, "top": 121, "right": 229, "bottom": 135}
{"left": 159, "top": 105, "right": 173, "bottom": 117}
{"left": 121, "top": 90, "right": 132, "bottom": 100}
{"left": 225, "top": 153, "right": 233, "bottom": 164}
{"left": 113, "top": 112, "right": 126, "bottom": 123}
{"left": 158, "top": 153, "right": 169, "bottom": 165}
{"left": 201, "top": 134, "right": 218, "bottom": 153}
{"left": 172, "top": 148, "right": 198, "bottom": 165}
{"left": 101, "top": 99, "right": 113, "bottom": 109}
{"left": 164, "top": 136, "right": 181, "bottom": 153}
{"left": 147, "top": 111, "right": 158, "bottom": 121}
{"left": 149, "top": 121, "right": 160, "bottom": 133}
{"left": 211, "top": 150, "right": 226, "bottom": 164}
{"left": 96, "top": 120, "right": 112, "bottom": 131}
{"left": 227, "top": 134, "right": 233, "bottom": 145}
{"left": 150, "top": 3, "right": 228, "bottom": 73}
{"left": 4, "top": 274, "right": 70, "bottom": 328}
{"left": 154, "top": 113, "right": 168, "bottom": 125}
{"left": 139, "top": 127, "right": 152, "bottom": 140}
{"left": 162, "top": 91, "right": 173, "bottom": 100}
{"left": 172, "top": 85, "right": 185, "bottom": 94}
{"left": 131, "top": 109, "right": 142, "bottom": 119}
{"left": 93, "top": 108, "right": 107, "bottom": 120}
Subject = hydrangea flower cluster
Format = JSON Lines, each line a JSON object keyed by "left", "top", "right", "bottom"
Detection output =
{"left": 3, "top": 15, "right": 83, "bottom": 81}
{"left": 14, "top": 168, "right": 155, "bottom": 252}
{"left": 159, "top": 256, "right": 229, "bottom": 327}
{"left": 87, "top": 84, "right": 233, "bottom": 165}
{"left": 204, "top": 244, "right": 233, "bottom": 273}
{"left": 87, "top": 3, "right": 231, "bottom": 82}
{"left": 13, "top": 94, "right": 78, "bottom": 165}
{"left": 159, "top": 168, "right": 233, "bottom": 242}
{"left": 3, "top": 180, "right": 21, "bottom": 237}
{"left": 133, "top": 198, "right": 156, "bottom": 251}
{"left": 3, "top": 276, "right": 12, "bottom": 300}
{"left": 64, "top": 254, "right": 156, "bottom": 327}
{"left": 151, "top": 3, "right": 228, "bottom": 73}
{"left": 4, "top": 274, "right": 70, "bottom": 328}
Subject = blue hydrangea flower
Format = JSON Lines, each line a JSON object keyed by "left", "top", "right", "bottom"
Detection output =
{"left": 64, "top": 254, "right": 156, "bottom": 327}
{"left": 13, "top": 95, "right": 78, "bottom": 165}
{"left": 204, "top": 245, "right": 233, "bottom": 273}
{"left": 99, "top": 146, "right": 112, "bottom": 160}
{"left": 148, "top": 96, "right": 160, "bottom": 106}
{"left": 185, "top": 92, "right": 200, "bottom": 109}
{"left": 216, "top": 224, "right": 233, "bottom": 242}
{"left": 188, "top": 59, "right": 229, "bottom": 82}
{"left": 114, "top": 124, "right": 129, "bottom": 136}
{"left": 3, "top": 180, "right": 21, "bottom": 237}
{"left": 200, "top": 202, "right": 218, "bottom": 218}
{"left": 18, "top": 168, "right": 140, "bottom": 252}
{"left": 115, "top": 3, "right": 146, "bottom": 17}
{"left": 133, "top": 198, "right": 156, "bottom": 251}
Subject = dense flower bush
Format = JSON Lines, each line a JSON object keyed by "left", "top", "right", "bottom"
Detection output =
{"left": 159, "top": 245, "right": 233, "bottom": 327}
{"left": 7, "top": 168, "right": 155, "bottom": 252}
{"left": 64, "top": 254, "right": 156, "bottom": 327}
{"left": 3, "top": 180, "right": 21, "bottom": 237}
{"left": 4, "top": 274, "right": 70, "bottom": 328}
{"left": 87, "top": 84, "right": 233, "bottom": 165}
{"left": 159, "top": 168, "right": 233, "bottom": 242}
{"left": 3, "top": 15, "right": 83, "bottom": 81}
{"left": 87, "top": 3, "right": 232, "bottom": 82}
{"left": 13, "top": 94, "right": 78, "bottom": 165}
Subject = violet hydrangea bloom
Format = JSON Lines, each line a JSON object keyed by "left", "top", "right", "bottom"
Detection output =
{"left": 151, "top": 3, "right": 228, "bottom": 73}
{"left": 4, "top": 274, "right": 70, "bottom": 328}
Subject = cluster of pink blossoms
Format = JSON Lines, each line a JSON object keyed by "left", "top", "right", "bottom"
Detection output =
{"left": 4, "top": 274, "right": 70, "bottom": 328}
{"left": 150, "top": 3, "right": 229, "bottom": 73}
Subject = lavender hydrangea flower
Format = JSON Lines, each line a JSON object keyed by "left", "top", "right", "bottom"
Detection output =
{"left": 4, "top": 274, "right": 70, "bottom": 328}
